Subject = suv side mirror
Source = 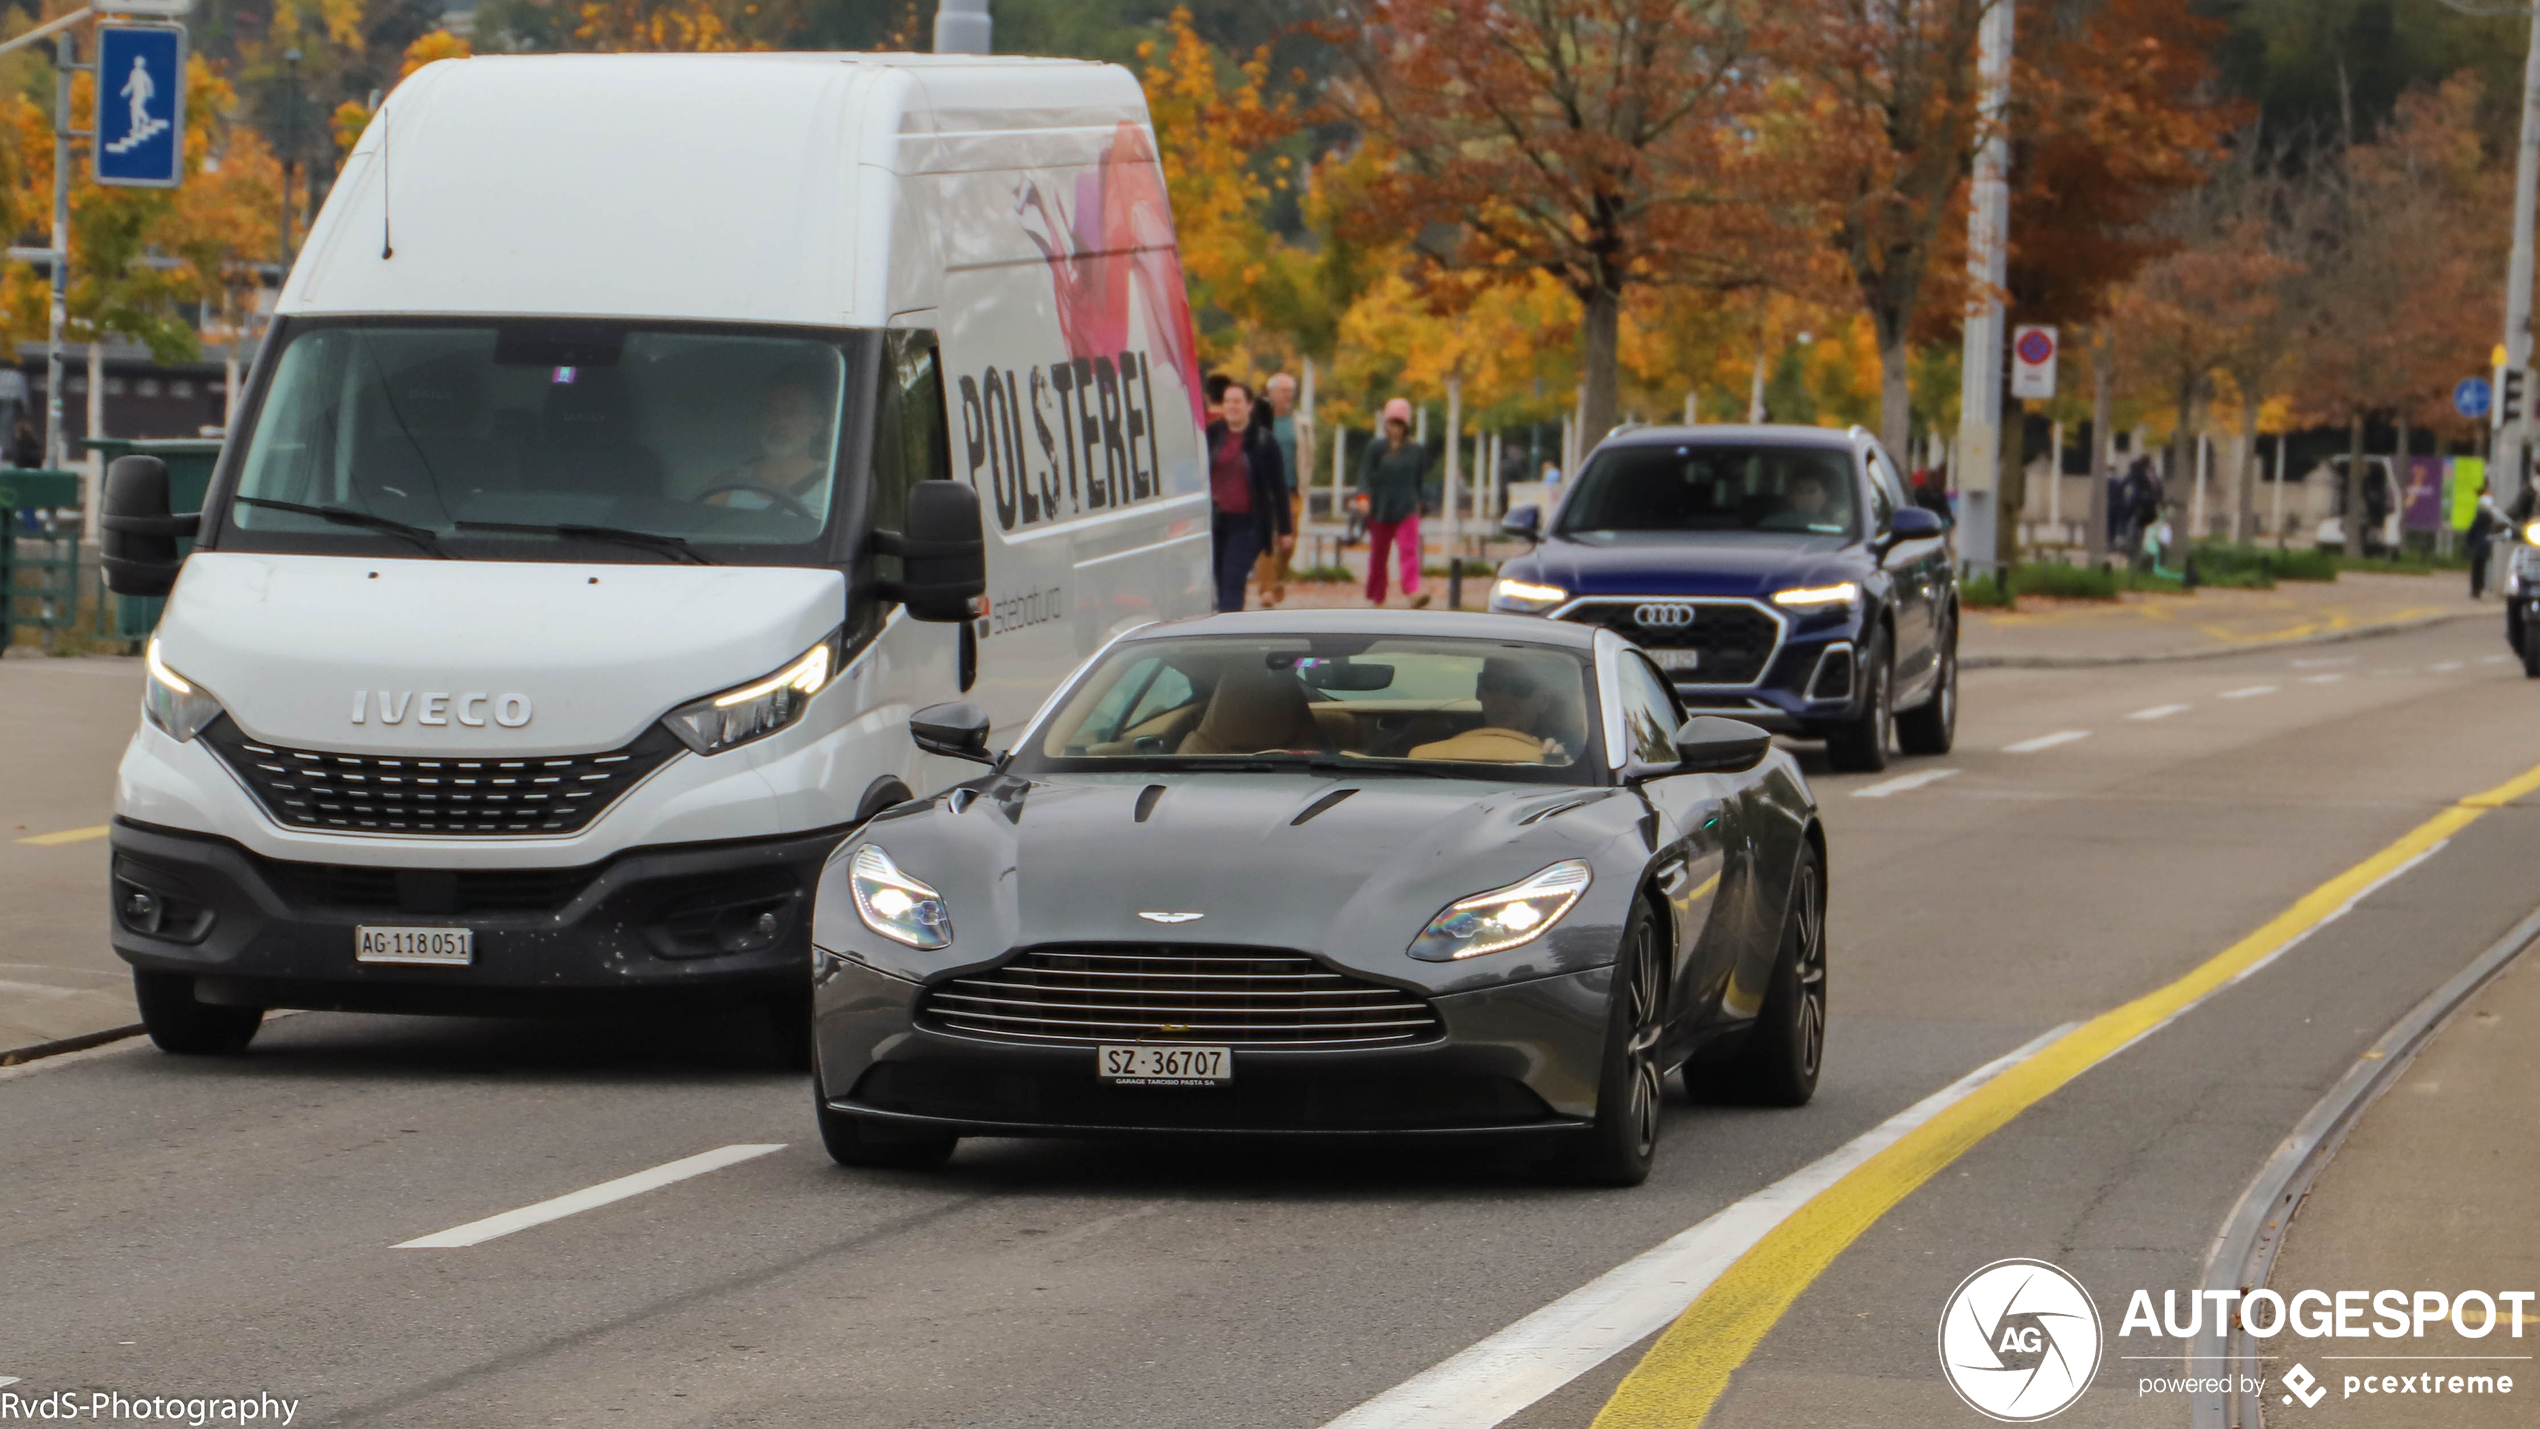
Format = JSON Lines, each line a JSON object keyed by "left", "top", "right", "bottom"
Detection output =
{"left": 1673, "top": 715, "right": 1772, "bottom": 773}
{"left": 1500, "top": 505, "right": 1541, "bottom": 542}
{"left": 1888, "top": 505, "right": 1948, "bottom": 541}
{"left": 875, "top": 480, "right": 986, "bottom": 622}
{"left": 910, "top": 700, "right": 999, "bottom": 765}
{"left": 101, "top": 455, "right": 199, "bottom": 597}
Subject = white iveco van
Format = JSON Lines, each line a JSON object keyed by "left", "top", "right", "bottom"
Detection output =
{"left": 99, "top": 53, "right": 1212, "bottom": 1054}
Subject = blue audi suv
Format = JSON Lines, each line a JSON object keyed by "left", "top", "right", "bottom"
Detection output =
{"left": 1489, "top": 424, "right": 1956, "bottom": 771}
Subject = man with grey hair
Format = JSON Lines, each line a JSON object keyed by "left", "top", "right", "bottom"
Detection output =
{"left": 1256, "top": 372, "right": 1302, "bottom": 606}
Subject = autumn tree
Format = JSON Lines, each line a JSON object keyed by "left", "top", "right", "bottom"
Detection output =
{"left": 1329, "top": 0, "right": 1795, "bottom": 443}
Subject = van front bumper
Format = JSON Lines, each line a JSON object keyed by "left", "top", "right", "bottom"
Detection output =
{"left": 108, "top": 818, "right": 852, "bottom": 1014}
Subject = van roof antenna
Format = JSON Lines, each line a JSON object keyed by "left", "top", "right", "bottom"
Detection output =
{"left": 378, "top": 97, "right": 394, "bottom": 260}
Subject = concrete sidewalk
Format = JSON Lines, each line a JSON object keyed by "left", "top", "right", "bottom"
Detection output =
{"left": 2261, "top": 949, "right": 2540, "bottom": 1428}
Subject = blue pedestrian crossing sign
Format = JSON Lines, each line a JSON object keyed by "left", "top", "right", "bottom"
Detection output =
{"left": 95, "top": 25, "right": 187, "bottom": 188}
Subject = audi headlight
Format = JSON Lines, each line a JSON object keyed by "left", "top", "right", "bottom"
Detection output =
{"left": 142, "top": 638, "right": 226, "bottom": 742}
{"left": 1489, "top": 578, "right": 1568, "bottom": 614}
{"left": 848, "top": 844, "right": 952, "bottom": 950}
{"left": 1771, "top": 581, "right": 1861, "bottom": 610}
{"left": 2523, "top": 521, "right": 2540, "bottom": 546}
{"left": 1409, "top": 860, "right": 1592, "bottom": 961}
{"left": 663, "top": 629, "right": 842, "bottom": 755}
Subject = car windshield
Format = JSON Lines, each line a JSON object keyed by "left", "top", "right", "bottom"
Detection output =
{"left": 1020, "top": 634, "right": 1603, "bottom": 785}
{"left": 1557, "top": 443, "right": 1858, "bottom": 538}
{"left": 220, "top": 320, "right": 859, "bottom": 561}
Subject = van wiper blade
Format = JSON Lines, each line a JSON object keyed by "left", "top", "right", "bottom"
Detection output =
{"left": 233, "top": 497, "right": 451, "bottom": 557}
{"left": 452, "top": 520, "right": 716, "bottom": 564}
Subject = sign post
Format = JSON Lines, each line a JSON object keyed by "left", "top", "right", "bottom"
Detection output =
{"left": 2011, "top": 325, "right": 2058, "bottom": 401}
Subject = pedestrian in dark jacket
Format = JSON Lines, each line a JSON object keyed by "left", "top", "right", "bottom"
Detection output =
{"left": 2471, "top": 483, "right": 2505, "bottom": 599}
{"left": 7, "top": 421, "right": 38, "bottom": 470}
{"left": 1357, "top": 397, "right": 1432, "bottom": 607}
{"left": 1205, "top": 375, "right": 1289, "bottom": 613}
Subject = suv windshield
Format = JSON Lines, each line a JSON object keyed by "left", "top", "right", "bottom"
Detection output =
{"left": 1557, "top": 443, "right": 1858, "bottom": 539}
{"left": 220, "top": 320, "right": 861, "bottom": 561}
{"left": 1019, "top": 634, "right": 1604, "bottom": 785}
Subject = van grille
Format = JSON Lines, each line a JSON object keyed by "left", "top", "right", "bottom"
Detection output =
{"left": 918, "top": 946, "right": 1443, "bottom": 1048}
{"left": 202, "top": 717, "right": 682, "bottom": 837}
{"left": 255, "top": 857, "right": 597, "bottom": 914}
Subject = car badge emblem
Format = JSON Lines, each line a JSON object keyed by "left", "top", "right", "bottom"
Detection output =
{"left": 1633, "top": 602, "right": 1698, "bottom": 630}
{"left": 1137, "top": 911, "right": 1205, "bottom": 924}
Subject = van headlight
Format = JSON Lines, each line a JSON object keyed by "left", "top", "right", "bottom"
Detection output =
{"left": 848, "top": 844, "right": 952, "bottom": 949}
{"left": 1409, "top": 860, "right": 1591, "bottom": 960}
{"left": 1489, "top": 578, "right": 1567, "bottom": 614}
{"left": 142, "top": 638, "right": 226, "bottom": 742}
{"left": 662, "top": 629, "right": 842, "bottom": 755}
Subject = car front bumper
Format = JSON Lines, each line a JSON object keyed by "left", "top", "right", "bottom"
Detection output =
{"left": 812, "top": 954, "right": 1615, "bottom": 1136}
{"left": 109, "top": 818, "right": 852, "bottom": 1014}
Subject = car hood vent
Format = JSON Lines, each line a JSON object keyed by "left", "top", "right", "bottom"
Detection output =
{"left": 1289, "top": 788, "right": 1357, "bottom": 826}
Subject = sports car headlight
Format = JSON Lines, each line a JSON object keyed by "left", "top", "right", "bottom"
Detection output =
{"left": 142, "top": 638, "right": 225, "bottom": 742}
{"left": 1409, "top": 860, "right": 1592, "bottom": 961}
{"left": 1771, "top": 581, "right": 1861, "bottom": 610}
{"left": 1489, "top": 578, "right": 1568, "bottom": 614}
{"left": 663, "top": 630, "right": 842, "bottom": 755}
{"left": 847, "top": 844, "right": 952, "bottom": 950}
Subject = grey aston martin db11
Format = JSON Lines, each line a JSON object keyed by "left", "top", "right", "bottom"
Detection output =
{"left": 807, "top": 609, "right": 1826, "bottom": 1185}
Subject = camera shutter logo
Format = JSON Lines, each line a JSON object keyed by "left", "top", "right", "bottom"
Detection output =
{"left": 1937, "top": 1259, "right": 2102, "bottom": 1421}
{"left": 1633, "top": 602, "right": 1697, "bottom": 630}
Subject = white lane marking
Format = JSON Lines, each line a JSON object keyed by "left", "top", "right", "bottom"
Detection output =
{"left": 2003, "top": 731, "right": 2091, "bottom": 754}
{"left": 2218, "top": 685, "right": 2277, "bottom": 700}
{"left": 2435, "top": 661, "right": 2465, "bottom": 672}
{"left": 2301, "top": 673, "right": 2346, "bottom": 684}
{"left": 2483, "top": 654, "right": 2512, "bottom": 665}
{"left": 2127, "top": 703, "right": 2191, "bottom": 720}
{"left": 0, "top": 1377, "right": 18, "bottom": 1390}
{"left": 393, "top": 1144, "right": 786, "bottom": 1249}
{"left": 1315, "top": 1025, "right": 2079, "bottom": 1429}
{"left": 1850, "top": 768, "right": 1959, "bottom": 798}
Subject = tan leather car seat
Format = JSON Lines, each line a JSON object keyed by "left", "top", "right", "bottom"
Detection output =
{"left": 1407, "top": 727, "right": 1548, "bottom": 763}
{"left": 1179, "top": 662, "right": 1325, "bottom": 754}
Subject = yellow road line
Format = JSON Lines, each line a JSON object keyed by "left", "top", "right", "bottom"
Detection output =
{"left": 15, "top": 825, "right": 107, "bottom": 846}
{"left": 1591, "top": 757, "right": 2540, "bottom": 1428}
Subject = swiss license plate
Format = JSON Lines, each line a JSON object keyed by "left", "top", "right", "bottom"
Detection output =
{"left": 1650, "top": 648, "right": 1702, "bottom": 672}
{"left": 1098, "top": 1044, "right": 1230, "bottom": 1086}
{"left": 355, "top": 926, "right": 475, "bottom": 967}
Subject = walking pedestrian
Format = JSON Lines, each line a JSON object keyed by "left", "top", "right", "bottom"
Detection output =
{"left": 1254, "top": 372, "right": 1302, "bottom": 606}
{"left": 2470, "top": 481, "right": 2505, "bottom": 600}
{"left": 1205, "top": 375, "right": 1288, "bottom": 614}
{"left": 1358, "top": 397, "right": 1431, "bottom": 608}
{"left": 8, "top": 420, "right": 39, "bottom": 470}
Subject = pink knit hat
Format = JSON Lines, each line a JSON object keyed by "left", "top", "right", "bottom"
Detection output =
{"left": 1382, "top": 397, "right": 1414, "bottom": 426}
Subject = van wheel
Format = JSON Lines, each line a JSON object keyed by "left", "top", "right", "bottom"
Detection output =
{"left": 815, "top": 1078, "right": 957, "bottom": 1169}
{"left": 1895, "top": 625, "right": 1956, "bottom": 755}
{"left": 133, "top": 970, "right": 262, "bottom": 1056}
{"left": 1824, "top": 631, "right": 1892, "bottom": 772}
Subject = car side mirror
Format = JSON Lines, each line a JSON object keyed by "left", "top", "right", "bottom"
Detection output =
{"left": 101, "top": 455, "right": 199, "bottom": 597}
{"left": 910, "top": 700, "right": 999, "bottom": 765}
{"left": 1887, "top": 505, "right": 1948, "bottom": 542}
{"left": 1500, "top": 505, "right": 1540, "bottom": 542}
{"left": 874, "top": 480, "right": 985, "bottom": 622}
{"left": 1673, "top": 715, "right": 1772, "bottom": 774}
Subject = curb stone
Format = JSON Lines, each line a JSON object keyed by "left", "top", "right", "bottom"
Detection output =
{"left": 1963, "top": 609, "right": 2489, "bottom": 670}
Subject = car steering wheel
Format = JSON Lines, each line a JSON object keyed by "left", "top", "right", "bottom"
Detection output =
{"left": 693, "top": 483, "right": 817, "bottom": 523}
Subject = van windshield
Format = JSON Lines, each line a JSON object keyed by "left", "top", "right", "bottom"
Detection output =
{"left": 220, "top": 320, "right": 862, "bottom": 561}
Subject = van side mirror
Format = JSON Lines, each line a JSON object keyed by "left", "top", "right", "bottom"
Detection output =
{"left": 1500, "top": 505, "right": 1541, "bottom": 542}
{"left": 910, "top": 700, "right": 999, "bottom": 765}
{"left": 1887, "top": 505, "right": 1948, "bottom": 542}
{"left": 875, "top": 480, "right": 986, "bottom": 622}
{"left": 101, "top": 455, "right": 199, "bottom": 597}
{"left": 1673, "top": 715, "right": 1772, "bottom": 773}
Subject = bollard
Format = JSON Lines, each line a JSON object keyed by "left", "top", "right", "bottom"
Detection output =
{"left": 1448, "top": 557, "right": 1463, "bottom": 611}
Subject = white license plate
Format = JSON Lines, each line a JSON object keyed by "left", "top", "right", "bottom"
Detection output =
{"left": 1650, "top": 648, "right": 1702, "bottom": 672}
{"left": 1097, "top": 1044, "right": 1230, "bottom": 1086}
{"left": 355, "top": 926, "right": 475, "bottom": 966}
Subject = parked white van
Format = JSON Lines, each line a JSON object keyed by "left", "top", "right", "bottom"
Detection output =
{"left": 100, "top": 53, "right": 1213, "bottom": 1054}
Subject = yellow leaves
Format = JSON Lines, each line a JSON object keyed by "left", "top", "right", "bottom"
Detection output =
{"left": 333, "top": 31, "right": 472, "bottom": 155}
{"left": 575, "top": 0, "right": 766, "bottom": 52}
{"left": 270, "top": 0, "right": 367, "bottom": 54}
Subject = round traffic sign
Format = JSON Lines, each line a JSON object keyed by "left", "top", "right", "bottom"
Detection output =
{"left": 2015, "top": 329, "right": 2056, "bottom": 366}
{"left": 2456, "top": 376, "right": 2493, "bottom": 419}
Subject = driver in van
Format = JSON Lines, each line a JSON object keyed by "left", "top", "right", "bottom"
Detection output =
{"left": 708, "top": 375, "right": 829, "bottom": 507}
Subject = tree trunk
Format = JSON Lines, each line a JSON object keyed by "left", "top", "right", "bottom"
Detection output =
{"left": 2170, "top": 370, "right": 2195, "bottom": 533}
{"left": 1877, "top": 323, "right": 1911, "bottom": 460}
{"left": 1997, "top": 356, "right": 2022, "bottom": 568}
{"left": 2088, "top": 327, "right": 2112, "bottom": 566}
{"left": 2343, "top": 413, "right": 2366, "bottom": 557}
{"left": 1580, "top": 285, "right": 1621, "bottom": 446}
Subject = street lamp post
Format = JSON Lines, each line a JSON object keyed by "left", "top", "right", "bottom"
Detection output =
{"left": 1953, "top": 0, "right": 2014, "bottom": 580}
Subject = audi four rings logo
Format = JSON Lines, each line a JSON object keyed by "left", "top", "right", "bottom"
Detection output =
{"left": 1633, "top": 602, "right": 1698, "bottom": 629}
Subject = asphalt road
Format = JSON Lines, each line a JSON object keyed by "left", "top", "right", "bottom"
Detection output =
{"left": 5, "top": 619, "right": 2539, "bottom": 1429}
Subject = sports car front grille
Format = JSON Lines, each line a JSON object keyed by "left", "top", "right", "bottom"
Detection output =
{"left": 1556, "top": 598, "right": 1783, "bottom": 685}
{"left": 918, "top": 946, "right": 1444, "bottom": 1048}
{"left": 202, "top": 717, "right": 683, "bottom": 836}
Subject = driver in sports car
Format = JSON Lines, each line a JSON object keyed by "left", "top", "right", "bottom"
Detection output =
{"left": 1411, "top": 656, "right": 1580, "bottom": 764}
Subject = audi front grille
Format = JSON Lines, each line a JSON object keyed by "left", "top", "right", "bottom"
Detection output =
{"left": 1555, "top": 598, "right": 1785, "bottom": 686}
{"left": 202, "top": 716, "right": 684, "bottom": 836}
{"left": 918, "top": 946, "right": 1445, "bottom": 1048}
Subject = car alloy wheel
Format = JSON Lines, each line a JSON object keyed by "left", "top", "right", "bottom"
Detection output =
{"left": 1622, "top": 914, "right": 1666, "bottom": 1160}
{"left": 1561, "top": 900, "right": 1667, "bottom": 1186}
{"left": 1708, "top": 844, "right": 1826, "bottom": 1107}
{"left": 1789, "top": 858, "right": 1827, "bottom": 1082}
